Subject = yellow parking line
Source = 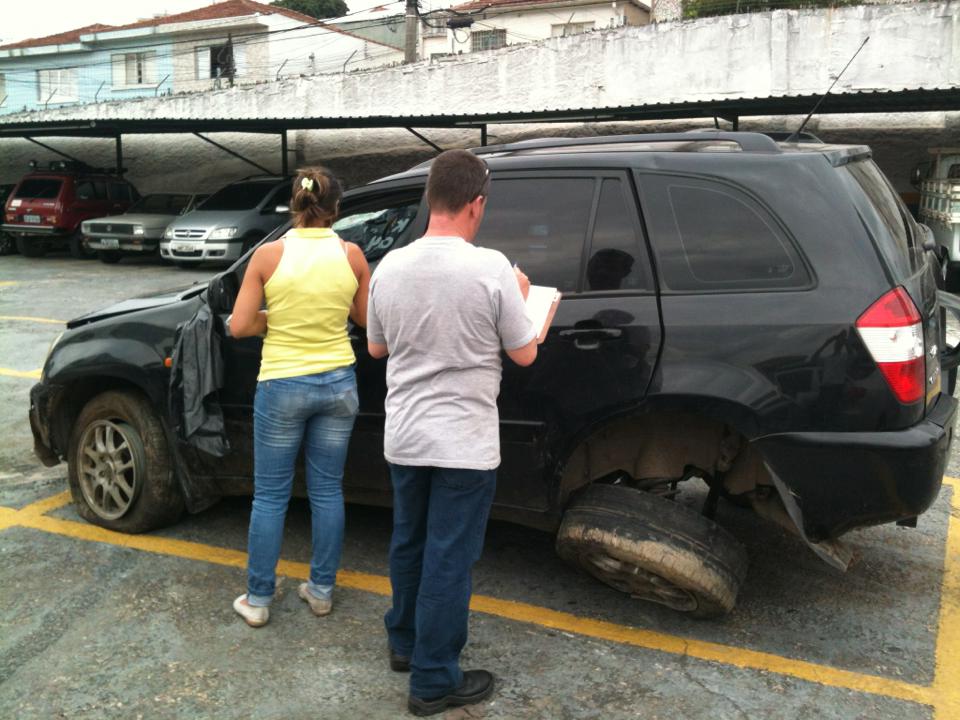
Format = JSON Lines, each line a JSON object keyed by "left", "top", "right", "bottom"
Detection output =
{"left": 0, "top": 498, "right": 935, "bottom": 709}
{"left": 0, "top": 281, "right": 19, "bottom": 287}
{"left": 0, "top": 315, "right": 64, "bottom": 325}
{"left": 932, "top": 476, "right": 960, "bottom": 719}
{"left": 0, "top": 368, "right": 41, "bottom": 379}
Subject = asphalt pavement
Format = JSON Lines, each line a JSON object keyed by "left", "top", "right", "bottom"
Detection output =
{"left": 1, "top": 253, "right": 959, "bottom": 720}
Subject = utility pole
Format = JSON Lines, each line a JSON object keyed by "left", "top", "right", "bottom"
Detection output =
{"left": 404, "top": 0, "right": 418, "bottom": 64}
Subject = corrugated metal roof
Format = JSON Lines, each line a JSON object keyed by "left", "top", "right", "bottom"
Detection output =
{"left": 0, "top": 88, "right": 957, "bottom": 137}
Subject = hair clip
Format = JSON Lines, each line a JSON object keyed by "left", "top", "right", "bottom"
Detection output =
{"left": 301, "top": 177, "right": 315, "bottom": 192}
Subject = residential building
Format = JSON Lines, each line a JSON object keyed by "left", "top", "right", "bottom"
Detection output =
{"left": 422, "top": 0, "right": 649, "bottom": 58}
{"left": 0, "top": 0, "right": 404, "bottom": 115}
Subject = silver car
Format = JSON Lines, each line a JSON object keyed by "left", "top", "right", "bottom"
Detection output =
{"left": 160, "top": 176, "right": 291, "bottom": 266}
{"left": 82, "top": 193, "right": 206, "bottom": 264}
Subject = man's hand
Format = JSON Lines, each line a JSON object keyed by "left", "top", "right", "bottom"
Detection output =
{"left": 514, "top": 265, "right": 530, "bottom": 300}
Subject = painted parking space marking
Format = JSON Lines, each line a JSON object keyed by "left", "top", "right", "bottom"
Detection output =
{"left": 2, "top": 481, "right": 960, "bottom": 716}
{"left": 0, "top": 368, "right": 41, "bottom": 380}
{"left": 0, "top": 282, "right": 20, "bottom": 288}
{"left": 0, "top": 315, "right": 65, "bottom": 325}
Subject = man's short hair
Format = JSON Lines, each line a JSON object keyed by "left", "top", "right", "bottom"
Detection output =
{"left": 425, "top": 149, "right": 490, "bottom": 215}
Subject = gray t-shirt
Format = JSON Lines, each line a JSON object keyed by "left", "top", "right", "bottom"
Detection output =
{"left": 366, "top": 236, "right": 536, "bottom": 470}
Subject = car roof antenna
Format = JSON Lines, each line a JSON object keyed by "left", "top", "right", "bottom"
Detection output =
{"left": 786, "top": 36, "right": 869, "bottom": 143}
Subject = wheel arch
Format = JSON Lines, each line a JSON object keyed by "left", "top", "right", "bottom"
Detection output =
{"left": 551, "top": 395, "right": 770, "bottom": 512}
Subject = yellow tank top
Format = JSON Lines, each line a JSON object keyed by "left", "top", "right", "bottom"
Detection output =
{"left": 258, "top": 228, "right": 358, "bottom": 382}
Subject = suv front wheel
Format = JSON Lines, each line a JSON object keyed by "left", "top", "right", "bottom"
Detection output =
{"left": 556, "top": 483, "right": 748, "bottom": 618}
{"left": 67, "top": 390, "right": 184, "bottom": 533}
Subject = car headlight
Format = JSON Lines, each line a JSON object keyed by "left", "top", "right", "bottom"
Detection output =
{"left": 164, "top": 227, "right": 174, "bottom": 239}
{"left": 133, "top": 225, "right": 145, "bottom": 235}
{"left": 210, "top": 227, "right": 238, "bottom": 240}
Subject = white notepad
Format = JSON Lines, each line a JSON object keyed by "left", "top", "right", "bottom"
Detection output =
{"left": 525, "top": 285, "right": 561, "bottom": 344}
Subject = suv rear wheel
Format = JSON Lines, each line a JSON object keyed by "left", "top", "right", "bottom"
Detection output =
{"left": 67, "top": 390, "right": 184, "bottom": 533}
{"left": 556, "top": 483, "right": 748, "bottom": 618}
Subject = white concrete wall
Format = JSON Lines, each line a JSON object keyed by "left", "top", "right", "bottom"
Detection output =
{"left": 2, "top": 3, "right": 953, "bottom": 123}
{"left": 0, "top": 3, "right": 957, "bottom": 196}
{"left": 431, "top": 1, "right": 648, "bottom": 56}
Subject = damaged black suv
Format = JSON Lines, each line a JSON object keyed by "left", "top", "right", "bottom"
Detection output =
{"left": 29, "top": 133, "right": 959, "bottom": 617}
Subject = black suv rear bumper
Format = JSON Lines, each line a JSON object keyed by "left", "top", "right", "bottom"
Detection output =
{"left": 755, "top": 393, "right": 957, "bottom": 541}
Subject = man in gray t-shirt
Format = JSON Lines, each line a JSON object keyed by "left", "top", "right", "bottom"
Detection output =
{"left": 367, "top": 150, "right": 537, "bottom": 717}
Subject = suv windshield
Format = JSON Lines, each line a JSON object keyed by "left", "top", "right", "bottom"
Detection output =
{"left": 200, "top": 182, "right": 275, "bottom": 211}
{"left": 15, "top": 178, "right": 62, "bottom": 199}
{"left": 130, "top": 194, "right": 190, "bottom": 214}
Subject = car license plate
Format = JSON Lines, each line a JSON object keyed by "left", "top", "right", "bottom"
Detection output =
{"left": 173, "top": 243, "right": 197, "bottom": 253}
{"left": 23, "top": 214, "right": 41, "bottom": 223}
{"left": 101, "top": 238, "right": 120, "bottom": 250}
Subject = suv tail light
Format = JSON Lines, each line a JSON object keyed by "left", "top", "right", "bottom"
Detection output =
{"left": 856, "top": 287, "right": 924, "bottom": 404}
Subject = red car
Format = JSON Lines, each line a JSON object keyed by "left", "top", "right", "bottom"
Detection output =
{"left": 2, "top": 161, "right": 139, "bottom": 258}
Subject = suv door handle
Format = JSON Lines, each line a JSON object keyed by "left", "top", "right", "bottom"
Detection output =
{"left": 559, "top": 327, "right": 622, "bottom": 350}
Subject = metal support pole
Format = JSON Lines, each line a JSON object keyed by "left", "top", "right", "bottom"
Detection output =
{"left": 281, "top": 130, "right": 289, "bottom": 176}
{"left": 115, "top": 134, "right": 123, "bottom": 174}
{"left": 194, "top": 133, "right": 275, "bottom": 175}
{"left": 732, "top": 116, "right": 739, "bottom": 131}
{"left": 404, "top": 0, "right": 418, "bottom": 64}
{"left": 24, "top": 137, "right": 85, "bottom": 163}
{"left": 405, "top": 127, "right": 443, "bottom": 153}
{"left": 480, "top": 124, "right": 487, "bottom": 147}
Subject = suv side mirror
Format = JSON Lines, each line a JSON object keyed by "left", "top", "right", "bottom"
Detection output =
{"left": 274, "top": 204, "right": 290, "bottom": 215}
{"left": 207, "top": 272, "right": 239, "bottom": 315}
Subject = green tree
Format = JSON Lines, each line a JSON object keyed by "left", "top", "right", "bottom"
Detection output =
{"left": 271, "top": 0, "right": 349, "bottom": 20}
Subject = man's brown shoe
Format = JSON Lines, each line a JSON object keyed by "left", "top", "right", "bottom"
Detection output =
{"left": 407, "top": 669, "right": 494, "bottom": 716}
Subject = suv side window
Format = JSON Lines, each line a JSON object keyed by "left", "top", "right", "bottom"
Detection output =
{"left": 333, "top": 192, "right": 422, "bottom": 262}
{"left": 475, "top": 176, "right": 594, "bottom": 293}
{"left": 638, "top": 174, "right": 811, "bottom": 292}
{"left": 109, "top": 182, "right": 133, "bottom": 202}
{"left": 75, "top": 180, "right": 96, "bottom": 200}
{"left": 584, "top": 178, "right": 651, "bottom": 292}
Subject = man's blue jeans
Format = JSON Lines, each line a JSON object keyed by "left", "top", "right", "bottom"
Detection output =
{"left": 246, "top": 366, "right": 358, "bottom": 607}
{"left": 384, "top": 464, "right": 497, "bottom": 699}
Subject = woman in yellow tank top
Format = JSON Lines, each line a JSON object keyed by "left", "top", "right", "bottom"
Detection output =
{"left": 228, "top": 167, "right": 371, "bottom": 628}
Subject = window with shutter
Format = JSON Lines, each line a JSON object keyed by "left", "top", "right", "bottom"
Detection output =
{"left": 195, "top": 47, "right": 211, "bottom": 80}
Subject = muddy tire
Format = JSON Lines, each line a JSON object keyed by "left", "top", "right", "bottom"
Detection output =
{"left": 16, "top": 236, "right": 45, "bottom": 257}
{"left": 556, "top": 483, "right": 748, "bottom": 618}
{"left": 68, "top": 390, "right": 184, "bottom": 533}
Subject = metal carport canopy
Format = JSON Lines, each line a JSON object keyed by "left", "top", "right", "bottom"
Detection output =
{"left": 1, "top": 87, "right": 958, "bottom": 138}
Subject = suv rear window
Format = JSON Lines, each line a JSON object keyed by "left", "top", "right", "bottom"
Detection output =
{"left": 475, "top": 177, "right": 594, "bottom": 293}
{"left": 638, "top": 174, "right": 810, "bottom": 292}
{"left": 15, "top": 179, "right": 62, "bottom": 199}
{"left": 202, "top": 182, "right": 274, "bottom": 211}
{"left": 839, "top": 160, "right": 919, "bottom": 277}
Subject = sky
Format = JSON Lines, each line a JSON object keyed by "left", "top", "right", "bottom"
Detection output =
{"left": 0, "top": 0, "right": 405, "bottom": 45}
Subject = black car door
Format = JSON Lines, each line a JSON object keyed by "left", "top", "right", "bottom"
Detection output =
{"left": 214, "top": 182, "right": 427, "bottom": 492}
{"left": 474, "top": 170, "right": 663, "bottom": 516}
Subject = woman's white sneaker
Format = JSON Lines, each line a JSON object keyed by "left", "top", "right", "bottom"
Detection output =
{"left": 298, "top": 583, "right": 333, "bottom": 616}
{"left": 233, "top": 594, "right": 269, "bottom": 627}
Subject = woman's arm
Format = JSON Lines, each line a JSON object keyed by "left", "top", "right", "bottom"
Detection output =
{"left": 346, "top": 242, "right": 371, "bottom": 328}
{"left": 230, "top": 248, "right": 270, "bottom": 338}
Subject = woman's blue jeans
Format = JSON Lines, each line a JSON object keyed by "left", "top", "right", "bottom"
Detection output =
{"left": 246, "top": 366, "right": 358, "bottom": 607}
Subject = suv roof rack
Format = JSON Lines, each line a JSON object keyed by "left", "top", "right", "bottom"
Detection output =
{"left": 472, "top": 132, "right": 782, "bottom": 156}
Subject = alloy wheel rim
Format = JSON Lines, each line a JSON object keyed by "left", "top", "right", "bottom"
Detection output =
{"left": 77, "top": 420, "right": 144, "bottom": 520}
{"left": 583, "top": 551, "right": 699, "bottom": 612}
